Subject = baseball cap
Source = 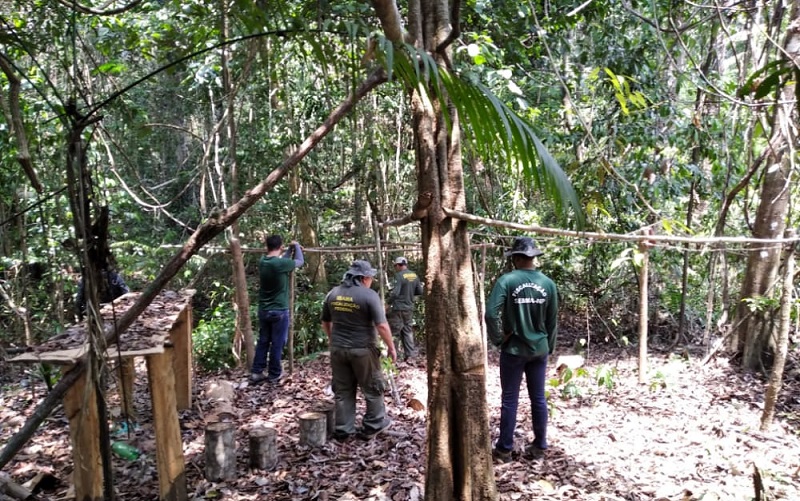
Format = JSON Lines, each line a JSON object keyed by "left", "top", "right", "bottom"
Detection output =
{"left": 504, "top": 237, "right": 544, "bottom": 258}
{"left": 347, "top": 260, "right": 378, "bottom": 277}
{"left": 394, "top": 256, "right": 408, "bottom": 265}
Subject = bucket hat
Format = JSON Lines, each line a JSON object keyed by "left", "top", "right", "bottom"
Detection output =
{"left": 347, "top": 260, "right": 378, "bottom": 277}
{"left": 504, "top": 237, "right": 543, "bottom": 258}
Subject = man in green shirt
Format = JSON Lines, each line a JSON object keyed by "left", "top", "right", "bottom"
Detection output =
{"left": 250, "top": 234, "right": 304, "bottom": 384}
{"left": 485, "top": 236, "right": 558, "bottom": 463}
{"left": 387, "top": 256, "right": 423, "bottom": 362}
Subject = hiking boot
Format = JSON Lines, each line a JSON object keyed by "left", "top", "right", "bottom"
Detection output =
{"left": 492, "top": 447, "right": 512, "bottom": 464}
{"left": 249, "top": 372, "right": 268, "bottom": 384}
{"left": 266, "top": 373, "right": 285, "bottom": 385}
{"left": 359, "top": 418, "right": 392, "bottom": 440}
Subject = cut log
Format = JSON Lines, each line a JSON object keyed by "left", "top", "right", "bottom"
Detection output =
{"left": 298, "top": 412, "right": 326, "bottom": 447}
{"left": 311, "top": 402, "right": 335, "bottom": 438}
{"left": 202, "top": 380, "right": 238, "bottom": 424}
{"left": 249, "top": 426, "right": 278, "bottom": 470}
{"left": 204, "top": 422, "right": 236, "bottom": 481}
{"left": 203, "top": 380, "right": 235, "bottom": 402}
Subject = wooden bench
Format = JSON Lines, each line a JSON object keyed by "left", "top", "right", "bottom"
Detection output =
{"left": 9, "top": 289, "right": 195, "bottom": 501}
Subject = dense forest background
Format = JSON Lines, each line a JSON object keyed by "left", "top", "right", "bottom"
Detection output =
{"left": 0, "top": 0, "right": 798, "bottom": 500}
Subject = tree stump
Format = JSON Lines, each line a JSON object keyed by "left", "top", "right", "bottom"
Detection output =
{"left": 249, "top": 426, "right": 278, "bottom": 470}
{"left": 204, "top": 422, "right": 236, "bottom": 481}
{"left": 311, "top": 402, "right": 335, "bottom": 438}
{"left": 298, "top": 412, "right": 326, "bottom": 447}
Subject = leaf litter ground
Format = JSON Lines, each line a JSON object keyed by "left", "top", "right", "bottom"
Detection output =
{"left": 1, "top": 324, "right": 799, "bottom": 500}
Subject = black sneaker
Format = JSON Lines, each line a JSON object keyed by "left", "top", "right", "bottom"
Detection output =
{"left": 359, "top": 418, "right": 392, "bottom": 440}
{"left": 492, "top": 447, "right": 512, "bottom": 463}
{"left": 249, "top": 372, "right": 268, "bottom": 384}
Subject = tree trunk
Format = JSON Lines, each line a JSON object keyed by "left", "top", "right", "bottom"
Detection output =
{"left": 290, "top": 169, "right": 326, "bottom": 285}
{"left": 637, "top": 242, "right": 649, "bottom": 384}
{"left": 221, "top": 1, "right": 254, "bottom": 366}
{"left": 404, "top": 3, "right": 498, "bottom": 499}
{"left": 734, "top": 3, "right": 798, "bottom": 370}
{"left": 368, "top": 0, "right": 499, "bottom": 496}
{"left": 760, "top": 230, "right": 796, "bottom": 430}
{"left": 417, "top": 102, "right": 496, "bottom": 498}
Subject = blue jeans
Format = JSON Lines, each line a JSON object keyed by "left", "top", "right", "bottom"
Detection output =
{"left": 252, "top": 309, "right": 289, "bottom": 379}
{"left": 497, "top": 351, "right": 548, "bottom": 452}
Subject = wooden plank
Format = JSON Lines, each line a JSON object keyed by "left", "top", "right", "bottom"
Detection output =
{"left": 9, "top": 344, "right": 165, "bottom": 365}
{"left": 118, "top": 357, "right": 137, "bottom": 420}
{"left": 169, "top": 304, "right": 193, "bottom": 411}
{"left": 146, "top": 349, "right": 187, "bottom": 501}
{"left": 62, "top": 365, "right": 103, "bottom": 501}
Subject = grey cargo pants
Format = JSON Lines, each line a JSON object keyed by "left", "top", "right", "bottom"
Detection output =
{"left": 330, "top": 346, "right": 386, "bottom": 435}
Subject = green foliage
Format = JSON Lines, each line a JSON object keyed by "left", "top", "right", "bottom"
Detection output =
{"left": 380, "top": 352, "right": 397, "bottom": 376}
{"left": 193, "top": 315, "right": 237, "bottom": 372}
{"left": 292, "top": 288, "right": 328, "bottom": 357}
{"left": 548, "top": 366, "right": 590, "bottom": 400}
{"left": 375, "top": 38, "right": 585, "bottom": 228}
{"left": 28, "top": 363, "right": 60, "bottom": 391}
{"left": 595, "top": 365, "right": 618, "bottom": 391}
{"left": 192, "top": 284, "right": 237, "bottom": 372}
{"left": 743, "top": 296, "right": 780, "bottom": 313}
{"left": 649, "top": 370, "right": 667, "bottom": 392}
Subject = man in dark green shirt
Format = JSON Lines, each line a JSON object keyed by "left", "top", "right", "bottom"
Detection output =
{"left": 485, "top": 236, "right": 558, "bottom": 463}
{"left": 321, "top": 260, "right": 396, "bottom": 440}
{"left": 387, "top": 256, "right": 423, "bottom": 362}
{"left": 250, "top": 234, "right": 304, "bottom": 384}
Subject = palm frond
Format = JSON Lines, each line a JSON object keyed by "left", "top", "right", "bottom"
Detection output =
{"left": 375, "top": 41, "right": 585, "bottom": 228}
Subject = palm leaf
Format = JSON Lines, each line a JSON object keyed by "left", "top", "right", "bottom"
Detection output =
{"left": 376, "top": 41, "right": 584, "bottom": 228}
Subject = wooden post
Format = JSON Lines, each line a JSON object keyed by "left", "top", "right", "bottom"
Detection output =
{"left": 372, "top": 216, "right": 386, "bottom": 299}
{"left": 147, "top": 349, "right": 188, "bottom": 500}
{"left": 169, "top": 304, "right": 193, "bottom": 411}
{"left": 477, "top": 245, "right": 487, "bottom": 358}
{"left": 116, "top": 356, "right": 137, "bottom": 421}
{"left": 63, "top": 365, "right": 103, "bottom": 501}
{"left": 298, "top": 412, "right": 326, "bottom": 447}
{"left": 637, "top": 241, "right": 650, "bottom": 384}
{"left": 204, "top": 422, "right": 236, "bottom": 481}
{"left": 249, "top": 426, "right": 278, "bottom": 470}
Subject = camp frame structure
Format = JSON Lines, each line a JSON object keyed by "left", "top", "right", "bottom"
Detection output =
{"left": 9, "top": 289, "right": 195, "bottom": 501}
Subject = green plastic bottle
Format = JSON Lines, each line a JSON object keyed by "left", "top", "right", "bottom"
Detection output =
{"left": 111, "top": 441, "right": 140, "bottom": 460}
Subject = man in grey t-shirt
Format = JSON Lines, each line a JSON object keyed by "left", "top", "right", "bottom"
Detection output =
{"left": 386, "top": 256, "right": 423, "bottom": 361}
{"left": 322, "top": 260, "right": 397, "bottom": 440}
